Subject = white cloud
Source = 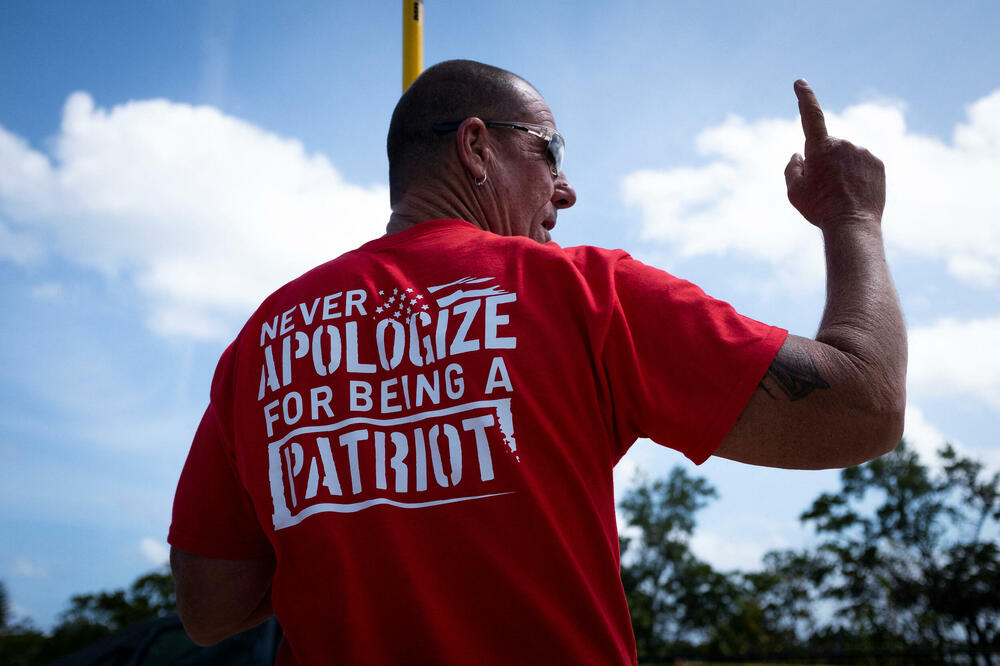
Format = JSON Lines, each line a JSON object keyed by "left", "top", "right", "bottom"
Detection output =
{"left": 689, "top": 526, "right": 788, "bottom": 573}
{"left": 623, "top": 89, "right": 1000, "bottom": 289}
{"left": 30, "top": 282, "right": 63, "bottom": 300}
{"left": 0, "top": 92, "right": 389, "bottom": 340}
{"left": 612, "top": 455, "right": 641, "bottom": 535}
{"left": 612, "top": 454, "right": 640, "bottom": 501}
{"left": 902, "top": 403, "right": 952, "bottom": 462}
{"left": 139, "top": 537, "right": 169, "bottom": 566}
{"left": 903, "top": 404, "right": 1000, "bottom": 475}
{"left": 12, "top": 557, "right": 47, "bottom": 578}
{"left": 0, "top": 219, "right": 45, "bottom": 266}
{"left": 908, "top": 316, "right": 1000, "bottom": 410}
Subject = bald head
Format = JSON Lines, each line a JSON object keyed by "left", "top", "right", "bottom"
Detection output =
{"left": 386, "top": 60, "right": 538, "bottom": 205}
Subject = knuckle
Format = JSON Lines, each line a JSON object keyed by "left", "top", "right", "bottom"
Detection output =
{"left": 856, "top": 144, "right": 875, "bottom": 158}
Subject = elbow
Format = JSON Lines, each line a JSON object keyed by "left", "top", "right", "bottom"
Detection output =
{"left": 169, "top": 546, "right": 275, "bottom": 648}
{"left": 857, "top": 387, "right": 906, "bottom": 463}
{"left": 177, "top": 608, "right": 230, "bottom": 647}
{"left": 885, "top": 395, "right": 906, "bottom": 453}
{"left": 876, "top": 367, "right": 907, "bottom": 457}
{"left": 173, "top": 584, "right": 246, "bottom": 648}
{"left": 870, "top": 409, "right": 904, "bottom": 461}
{"left": 838, "top": 349, "right": 906, "bottom": 465}
{"left": 173, "top": 577, "right": 228, "bottom": 646}
{"left": 867, "top": 343, "right": 908, "bottom": 460}
{"left": 882, "top": 396, "right": 906, "bottom": 456}
{"left": 187, "top": 631, "right": 224, "bottom": 648}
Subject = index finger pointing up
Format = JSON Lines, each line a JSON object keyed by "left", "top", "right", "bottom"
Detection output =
{"left": 794, "top": 79, "right": 828, "bottom": 150}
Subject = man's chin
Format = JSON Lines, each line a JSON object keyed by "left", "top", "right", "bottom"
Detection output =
{"left": 532, "top": 229, "right": 552, "bottom": 243}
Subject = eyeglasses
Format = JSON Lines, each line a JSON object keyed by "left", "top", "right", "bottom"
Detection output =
{"left": 432, "top": 120, "right": 565, "bottom": 177}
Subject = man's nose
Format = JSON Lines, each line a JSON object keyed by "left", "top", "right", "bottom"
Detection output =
{"left": 551, "top": 172, "right": 577, "bottom": 209}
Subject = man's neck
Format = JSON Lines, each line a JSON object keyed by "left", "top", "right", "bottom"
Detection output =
{"left": 386, "top": 188, "right": 486, "bottom": 235}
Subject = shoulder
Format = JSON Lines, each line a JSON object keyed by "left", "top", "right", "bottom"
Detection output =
{"left": 556, "top": 243, "right": 634, "bottom": 275}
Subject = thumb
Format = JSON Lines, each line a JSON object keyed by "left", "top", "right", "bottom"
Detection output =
{"left": 785, "top": 153, "right": 806, "bottom": 208}
{"left": 784, "top": 152, "right": 804, "bottom": 191}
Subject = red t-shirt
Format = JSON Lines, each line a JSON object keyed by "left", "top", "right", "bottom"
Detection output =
{"left": 169, "top": 219, "right": 786, "bottom": 665}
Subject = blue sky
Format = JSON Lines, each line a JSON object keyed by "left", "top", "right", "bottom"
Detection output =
{"left": 2, "top": 1, "right": 998, "bottom": 628}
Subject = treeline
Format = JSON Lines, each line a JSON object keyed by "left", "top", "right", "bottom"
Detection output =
{"left": 0, "top": 570, "right": 175, "bottom": 665}
{"left": 619, "top": 441, "right": 1000, "bottom": 663}
{"left": 1, "top": 440, "right": 997, "bottom": 664}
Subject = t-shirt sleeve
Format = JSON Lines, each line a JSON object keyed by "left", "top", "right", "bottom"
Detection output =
{"left": 600, "top": 255, "right": 787, "bottom": 464}
{"left": 168, "top": 348, "right": 273, "bottom": 559}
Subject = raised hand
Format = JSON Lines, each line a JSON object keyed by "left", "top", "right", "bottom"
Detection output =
{"left": 784, "top": 79, "right": 886, "bottom": 229}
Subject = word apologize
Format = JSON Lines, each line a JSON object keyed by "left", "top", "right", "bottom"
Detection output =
{"left": 256, "top": 287, "right": 518, "bottom": 439}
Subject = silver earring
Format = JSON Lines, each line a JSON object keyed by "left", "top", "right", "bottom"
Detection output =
{"left": 474, "top": 172, "right": 487, "bottom": 187}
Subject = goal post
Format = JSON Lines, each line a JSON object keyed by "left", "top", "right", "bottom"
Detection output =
{"left": 402, "top": 1, "right": 424, "bottom": 91}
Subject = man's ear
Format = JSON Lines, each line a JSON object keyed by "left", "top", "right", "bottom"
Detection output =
{"left": 455, "top": 117, "right": 491, "bottom": 180}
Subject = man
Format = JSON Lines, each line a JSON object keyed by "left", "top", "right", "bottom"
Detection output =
{"left": 169, "top": 60, "right": 905, "bottom": 664}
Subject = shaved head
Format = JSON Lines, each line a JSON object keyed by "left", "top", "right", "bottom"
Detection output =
{"left": 387, "top": 60, "right": 538, "bottom": 204}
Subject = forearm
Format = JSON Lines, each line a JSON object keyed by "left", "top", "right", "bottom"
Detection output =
{"left": 814, "top": 219, "right": 907, "bottom": 416}
{"left": 750, "top": 220, "right": 905, "bottom": 463}
{"left": 717, "top": 80, "right": 907, "bottom": 469}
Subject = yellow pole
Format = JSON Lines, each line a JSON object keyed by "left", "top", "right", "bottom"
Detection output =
{"left": 402, "top": 0, "right": 424, "bottom": 92}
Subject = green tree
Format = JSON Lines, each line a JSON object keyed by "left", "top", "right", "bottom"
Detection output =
{"left": 58, "top": 568, "right": 175, "bottom": 632}
{"left": 796, "top": 441, "right": 1000, "bottom": 661}
{"left": 0, "top": 567, "right": 176, "bottom": 665}
{"left": 618, "top": 442, "right": 999, "bottom": 663}
{"left": 921, "top": 446, "right": 1000, "bottom": 662}
{"left": 708, "top": 548, "right": 829, "bottom": 657}
{"left": 0, "top": 579, "right": 9, "bottom": 630}
{"left": 618, "top": 467, "right": 743, "bottom": 658}
{"left": 0, "top": 580, "right": 47, "bottom": 666}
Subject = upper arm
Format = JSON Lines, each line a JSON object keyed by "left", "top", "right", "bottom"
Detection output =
{"left": 714, "top": 334, "right": 904, "bottom": 469}
{"left": 170, "top": 546, "right": 275, "bottom": 646}
{"left": 168, "top": 349, "right": 278, "bottom": 645}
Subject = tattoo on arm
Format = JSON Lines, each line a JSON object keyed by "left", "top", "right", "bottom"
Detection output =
{"left": 760, "top": 343, "right": 831, "bottom": 401}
